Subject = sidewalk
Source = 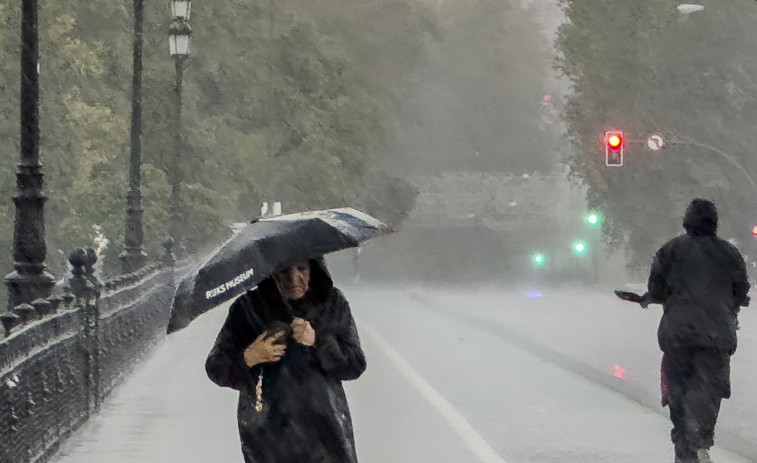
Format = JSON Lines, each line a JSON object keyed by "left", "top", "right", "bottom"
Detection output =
{"left": 49, "top": 303, "right": 481, "bottom": 463}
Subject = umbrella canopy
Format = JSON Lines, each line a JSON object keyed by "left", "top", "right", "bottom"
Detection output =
{"left": 167, "top": 208, "right": 390, "bottom": 334}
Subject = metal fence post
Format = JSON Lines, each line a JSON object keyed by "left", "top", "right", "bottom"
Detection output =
{"left": 69, "top": 248, "right": 100, "bottom": 412}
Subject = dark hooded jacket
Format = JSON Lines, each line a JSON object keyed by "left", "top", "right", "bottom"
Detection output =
{"left": 205, "top": 259, "right": 366, "bottom": 463}
{"left": 648, "top": 200, "right": 750, "bottom": 355}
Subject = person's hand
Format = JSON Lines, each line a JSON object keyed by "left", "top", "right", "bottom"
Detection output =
{"left": 291, "top": 317, "right": 316, "bottom": 347}
{"left": 244, "top": 330, "right": 287, "bottom": 367}
{"left": 639, "top": 292, "right": 651, "bottom": 309}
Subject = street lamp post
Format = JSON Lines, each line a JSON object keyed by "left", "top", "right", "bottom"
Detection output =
{"left": 168, "top": 1, "right": 192, "bottom": 255}
{"left": 5, "top": 0, "right": 56, "bottom": 308}
{"left": 121, "top": 0, "right": 147, "bottom": 274}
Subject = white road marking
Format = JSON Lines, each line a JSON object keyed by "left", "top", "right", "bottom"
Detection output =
{"left": 361, "top": 324, "right": 510, "bottom": 463}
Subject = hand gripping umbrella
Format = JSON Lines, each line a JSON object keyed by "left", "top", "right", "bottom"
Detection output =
{"left": 167, "top": 208, "right": 391, "bottom": 334}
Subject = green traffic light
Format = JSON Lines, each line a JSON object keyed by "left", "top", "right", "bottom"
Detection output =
{"left": 587, "top": 213, "right": 599, "bottom": 225}
{"left": 574, "top": 242, "right": 586, "bottom": 254}
{"left": 533, "top": 253, "right": 545, "bottom": 266}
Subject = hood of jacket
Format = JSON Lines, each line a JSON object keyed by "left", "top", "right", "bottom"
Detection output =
{"left": 683, "top": 198, "right": 718, "bottom": 237}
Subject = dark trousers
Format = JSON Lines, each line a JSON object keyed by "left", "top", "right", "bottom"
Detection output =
{"left": 663, "top": 349, "right": 730, "bottom": 462}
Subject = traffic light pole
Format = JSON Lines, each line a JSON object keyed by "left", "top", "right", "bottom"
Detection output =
{"left": 624, "top": 136, "right": 757, "bottom": 196}
{"left": 666, "top": 139, "right": 757, "bottom": 197}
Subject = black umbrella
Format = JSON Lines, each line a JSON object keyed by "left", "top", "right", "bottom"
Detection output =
{"left": 614, "top": 290, "right": 658, "bottom": 308}
{"left": 614, "top": 290, "right": 646, "bottom": 305}
{"left": 167, "top": 208, "right": 390, "bottom": 334}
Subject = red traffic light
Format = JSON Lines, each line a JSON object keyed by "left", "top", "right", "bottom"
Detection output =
{"left": 605, "top": 130, "right": 623, "bottom": 149}
{"left": 604, "top": 129, "right": 624, "bottom": 167}
{"left": 752, "top": 225, "right": 757, "bottom": 236}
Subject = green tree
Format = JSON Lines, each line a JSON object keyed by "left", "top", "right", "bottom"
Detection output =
{"left": 0, "top": 0, "right": 433, "bottom": 300}
{"left": 557, "top": 0, "right": 757, "bottom": 272}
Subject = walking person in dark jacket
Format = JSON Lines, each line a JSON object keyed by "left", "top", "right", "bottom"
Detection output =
{"left": 645, "top": 199, "right": 750, "bottom": 463}
{"left": 205, "top": 258, "right": 366, "bottom": 463}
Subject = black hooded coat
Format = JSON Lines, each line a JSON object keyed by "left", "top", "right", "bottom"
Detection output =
{"left": 205, "top": 259, "right": 366, "bottom": 463}
{"left": 648, "top": 200, "right": 750, "bottom": 355}
{"left": 648, "top": 200, "right": 750, "bottom": 399}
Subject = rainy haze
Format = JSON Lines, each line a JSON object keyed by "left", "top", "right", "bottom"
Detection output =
{"left": 0, "top": 0, "right": 756, "bottom": 462}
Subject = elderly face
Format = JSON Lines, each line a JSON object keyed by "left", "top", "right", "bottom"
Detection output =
{"left": 274, "top": 261, "right": 311, "bottom": 300}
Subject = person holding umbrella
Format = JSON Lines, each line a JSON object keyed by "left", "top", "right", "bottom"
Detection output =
{"left": 168, "top": 208, "right": 386, "bottom": 462}
{"left": 616, "top": 199, "right": 750, "bottom": 463}
{"left": 205, "top": 257, "right": 366, "bottom": 463}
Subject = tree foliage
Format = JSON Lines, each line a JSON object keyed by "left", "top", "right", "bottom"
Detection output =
{"left": 0, "top": 0, "right": 433, "bottom": 286}
{"left": 557, "top": 0, "right": 757, "bottom": 272}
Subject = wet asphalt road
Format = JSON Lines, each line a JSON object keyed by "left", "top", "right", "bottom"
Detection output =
{"left": 50, "top": 286, "right": 755, "bottom": 463}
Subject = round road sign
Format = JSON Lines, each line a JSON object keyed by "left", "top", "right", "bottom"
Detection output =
{"left": 647, "top": 134, "right": 665, "bottom": 152}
